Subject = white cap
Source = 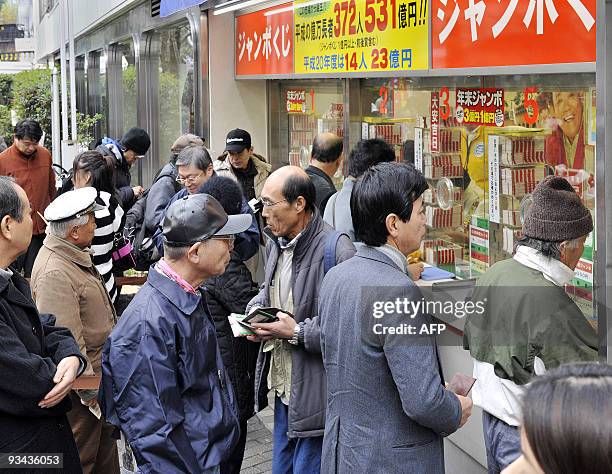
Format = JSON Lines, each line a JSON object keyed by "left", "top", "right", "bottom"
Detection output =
{"left": 44, "top": 187, "right": 105, "bottom": 222}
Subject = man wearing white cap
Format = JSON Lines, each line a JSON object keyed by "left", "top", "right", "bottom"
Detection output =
{"left": 101, "top": 194, "right": 252, "bottom": 473}
{"left": 31, "top": 187, "right": 119, "bottom": 474}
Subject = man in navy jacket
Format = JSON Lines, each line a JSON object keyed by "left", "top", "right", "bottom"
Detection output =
{"left": 101, "top": 194, "right": 251, "bottom": 473}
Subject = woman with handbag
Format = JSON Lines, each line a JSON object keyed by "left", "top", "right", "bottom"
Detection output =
{"left": 72, "top": 150, "right": 126, "bottom": 303}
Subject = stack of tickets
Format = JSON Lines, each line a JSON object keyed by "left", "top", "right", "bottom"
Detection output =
{"left": 290, "top": 130, "right": 313, "bottom": 149}
{"left": 426, "top": 204, "right": 463, "bottom": 228}
{"left": 502, "top": 209, "right": 521, "bottom": 226}
{"left": 425, "top": 243, "right": 461, "bottom": 266}
{"left": 369, "top": 124, "right": 403, "bottom": 145}
{"left": 289, "top": 114, "right": 316, "bottom": 130}
{"left": 501, "top": 166, "right": 545, "bottom": 195}
{"left": 438, "top": 129, "right": 461, "bottom": 153}
{"left": 423, "top": 154, "right": 463, "bottom": 179}
{"left": 499, "top": 136, "right": 546, "bottom": 165}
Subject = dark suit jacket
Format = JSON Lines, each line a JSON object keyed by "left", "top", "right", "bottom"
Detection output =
{"left": 319, "top": 245, "right": 461, "bottom": 473}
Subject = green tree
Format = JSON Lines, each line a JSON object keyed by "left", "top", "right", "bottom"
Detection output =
{"left": 0, "top": 104, "right": 12, "bottom": 141}
{"left": 0, "top": 74, "right": 13, "bottom": 106}
{"left": 0, "top": 1, "right": 17, "bottom": 24}
{"left": 12, "top": 69, "right": 52, "bottom": 146}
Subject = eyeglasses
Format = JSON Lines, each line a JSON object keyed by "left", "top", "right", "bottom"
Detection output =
{"left": 210, "top": 235, "right": 235, "bottom": 246}
{"left": 176, "top": 173, "right": 203, "bottom": 185}
{"left": 260, "top": 198, "right": 287, "bottom": 208}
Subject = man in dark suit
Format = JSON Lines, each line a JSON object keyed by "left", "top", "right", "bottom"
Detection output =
{"left": 0, "top": 176, "right": 86, "bottom": 471}
{"left": 319, "top": 163, "right": 472, "bottom": 473}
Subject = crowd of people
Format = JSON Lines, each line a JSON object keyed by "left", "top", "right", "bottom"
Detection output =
{"left": 0, "top": 118, "right": 610, "bottom": 474}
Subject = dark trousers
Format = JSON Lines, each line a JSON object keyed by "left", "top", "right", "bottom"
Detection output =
{"left": 272, "top": 397, "right": 322, "bottom": 474}
{"left": 14, "top": 233, "right": 45, "bottom": 278}
{"left": 220, "top": 417, "right": 248, "bottom": 474}
{"left": 67, "top": 392, "right": 119, "bottom": 474}
{"left": 482, "top": 411, "right": 521, "bottom": 474}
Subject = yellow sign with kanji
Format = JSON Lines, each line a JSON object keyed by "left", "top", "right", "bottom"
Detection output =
{"left": 293, "top": 0, "right": 429, "bottom": 74}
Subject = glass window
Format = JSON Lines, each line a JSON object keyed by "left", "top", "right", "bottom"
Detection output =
{"left": 273, "top": 80, "right": 345, "bottom": 187}
{"left": 117, "top": 39, "right": 137, "bottom": 134}
{"left": 87, "top": 50, "right": 107, "bottom": 141}
{"left": 157, "top": 23, "right": 195, "bottom": 164}
{"left": 353, "top": 74, "right": 596, "bottom": 326}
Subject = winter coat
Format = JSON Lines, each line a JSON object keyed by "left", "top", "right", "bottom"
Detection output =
{"left": 0, "top": 269, "right": 86, "bottom": 469}
{"left": 100, "top": 266, "right": 240, "bottom": 473}
{"left": 204, "top": 252, "right": 259, "bottom": 422}
{"left": 97, "top": 139, "right": 135, "bottom": 210}
{"left": 319, "top": 245, "right": 462, "bottom": 473}
{"left": 31, "top": 234, "right": 117, "bottom": 376}
{"left": 213, "top": 153, "right": 270, "bottom": 200}
{"left": 143, "top": 163, "right": 181, "bottom": 235}
{"left": 246, "top": 211, "right": 356, "bottom": 438}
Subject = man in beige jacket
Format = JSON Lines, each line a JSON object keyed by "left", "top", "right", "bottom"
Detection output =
{"left": 31, "top": 187, "right": 118, "bottom": 474}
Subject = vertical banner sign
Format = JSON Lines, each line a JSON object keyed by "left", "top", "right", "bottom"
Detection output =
{"left": 432, "top": 0, "right": 595, "bottom": 68}
{"left": 430, "top": 92, "right": 440, "bottom": 153}
{"left": 414, "top": 127, "right": 423, "bottom": 172}
{"left": 236, "top": 3, "right": 294, "bottom": 76}
{"left": 294, "top": 0, "right": 429, "bottom": 74}
{"left": 286, "top": 89, "right": 307, "bottom": 112}
{"left": 456, "top": 88, "right": 505, "bottom": 127}
{"left": 488, "top": 135, "right": 500, "bottom": 223}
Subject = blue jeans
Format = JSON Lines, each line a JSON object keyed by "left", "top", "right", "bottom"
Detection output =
{"left": 482, "top": 411, "right": 521, "bottom": 474}
{"left": 272, "top": 397, "right": 323, "bottom": 474}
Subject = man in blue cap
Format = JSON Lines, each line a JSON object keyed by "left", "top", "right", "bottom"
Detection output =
{"left": 101, "top": 194, "right": 252, "bottom": 474}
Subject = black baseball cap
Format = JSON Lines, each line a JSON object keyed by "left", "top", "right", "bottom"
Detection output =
{"left": 224, "top": 129, "right": 252, "bottom": 153}
{"left": 163, "top": 194, "right": 252, "bottom": 247}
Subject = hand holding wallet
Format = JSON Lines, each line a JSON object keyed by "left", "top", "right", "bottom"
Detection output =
{"left": 448, "top": 373, "right": 476, "bottom": 397}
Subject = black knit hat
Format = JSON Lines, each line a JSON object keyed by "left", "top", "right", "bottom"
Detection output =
{"left": 121, "top": 127, "right": 151, "bottom": 155}
{"left": 523, "top": 176, "right": 593, "bottom": 242}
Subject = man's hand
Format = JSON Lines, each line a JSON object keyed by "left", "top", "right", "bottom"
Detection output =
{"left": 39, "top": 356, "right": 80, "bottom": 408}
{"left": 250, "top": 312, "right": 296, "bottom": 340}
{"left": 456, "top": 394, "right": 473, "bottom": 428}
{"left": 408, "top": 263, "right": 424, "bottom": 281}
{"left": 132, "top": 186, "right": 144, "bottom": 198}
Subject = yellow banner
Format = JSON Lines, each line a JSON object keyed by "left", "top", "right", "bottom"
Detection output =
{"left": 294, "top": 0, "right": 429, "bottom": 74}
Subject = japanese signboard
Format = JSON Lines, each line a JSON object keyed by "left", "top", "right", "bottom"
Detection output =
{"left": 430, "top": 92, "right": 440, "bottom": 152}
{"left": 293, "top": 0, "right": 429, "bottom": 73}
{"left": 236, "top": 3, "right": 294, "bottom": 76}
{"left": 488, "top": 135, "right": 500, "bottom": 223}
{"left": 432, "top": 0, "right": 595, "bottom": 68}
{"left": 455, "top": 88, "right": 505, "bottom": 127}
{"left": 286, "top": 89, "right": 307, "bottom": 112}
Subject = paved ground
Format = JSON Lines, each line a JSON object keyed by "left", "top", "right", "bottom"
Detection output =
{"left": 240, "top": 397, "right": 275, "bottom": 474}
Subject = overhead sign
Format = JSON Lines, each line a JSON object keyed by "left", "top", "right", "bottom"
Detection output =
{"left": 432, "top": 0, "right": 595, "bottom": 68}
{"left": 294, "top": 0, "right": 429, "bottom": 73}
{"left": 455, "top": 88, "right": 505, "bottom": 127}
{"left": 236, "top": 3, "right": 294, "bottom": 76}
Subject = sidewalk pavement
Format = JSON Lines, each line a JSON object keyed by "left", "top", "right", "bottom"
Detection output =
{"left": 240, "top": 396, "right": 275, "bottom": 474}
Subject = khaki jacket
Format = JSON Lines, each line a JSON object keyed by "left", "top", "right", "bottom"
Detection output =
{"left": 31, "top": 234, "right": 116, "bottom": 376}
{"left": 213, "top": 153, "right": 271, "bottom": 199}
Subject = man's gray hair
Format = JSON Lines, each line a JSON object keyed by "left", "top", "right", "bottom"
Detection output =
{"left": 163, "top": 243, "right": 189, "bottom": 261}
{"left": 47, "top": 215, "right": 89, "bottom": 238}
{"left": 0, "top": 176, "right": 24, "bottom": 222}
{"left": 175, "top": 146, "right": 212, "bottom": 172}
{"left": 516, "top": 235, "right": 584, "bottom": 261}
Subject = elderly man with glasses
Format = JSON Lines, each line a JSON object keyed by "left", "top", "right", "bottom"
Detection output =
{"left": 245, "top": 165, "right": 355, "bottom": 474}
{"left": 101, "top": 193, "right": 252, "bottom": 474}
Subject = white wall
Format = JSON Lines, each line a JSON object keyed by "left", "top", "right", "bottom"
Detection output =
{"left": 207, "top": 12, "right": 268, "bottom": 159}
{"left": 35, "top": 0, "right": 141, "bottom": 61}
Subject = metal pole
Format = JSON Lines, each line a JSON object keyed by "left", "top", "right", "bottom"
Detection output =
{"left": 595, "top": 0, "right": 611, "bottom": 362}
{"left": 58, "top": 0, "right": 68, "bottom": 143}
{"left": 68, "top": 0, "right": 77, "bottom": 143}
{"left": 51, "top": 67, "right": 60, "bottom": 164}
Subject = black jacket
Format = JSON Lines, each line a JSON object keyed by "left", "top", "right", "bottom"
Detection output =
{"left": 0, "top": 270, "right": 86, "bottom": 469}
{"left": 204, "top": 252, "right": 259, "bottom": 421}
{"left": 305, "top": 165, "right": 337, "bottom": 214}
{"left": 97, "top": 142, "right": 135, "bottom": 210}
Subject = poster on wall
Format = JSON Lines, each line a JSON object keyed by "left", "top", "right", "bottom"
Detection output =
{"left": 235, "top": 3, "right": 294, "bottom": 76}
{"left": 455, "top": 88, "right": 504, "bottom": 127}
{"left": 293, "top": 0, "right": 429, "bottom": 74}
{"left": 432, "top": 0, "right": 595, "bottom": 68}
{"left": 286, "top": 89, "right": 307, "bottom": 113}
{"left": 488, "top": 135, "right": 500, "bottom": 223}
